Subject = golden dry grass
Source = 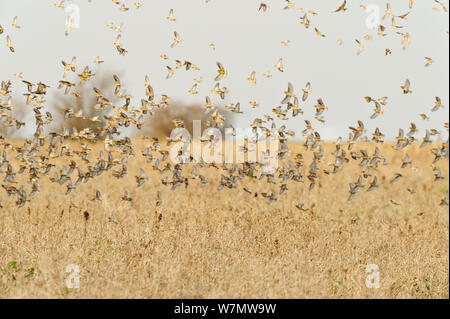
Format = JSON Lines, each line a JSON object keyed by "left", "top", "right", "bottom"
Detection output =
{"left": 0, "top": 141, "right": 448, "bottom": 298}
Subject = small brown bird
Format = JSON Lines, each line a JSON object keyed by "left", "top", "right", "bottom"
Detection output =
{"left": 334, "top": 0, "right": 348, "bottom": 13}
{"left": 166, "top": 9, "right": 176, "bottom": 21}
{"left": 355, "top": 39, "right": 364, "bottom": 55}
{"left": 156, "top": 191, "right": 162, "bottom": 207}
{"left": 400, "top": 79, "right": 412, "bottom": 94}
{"left": 248, "top": 71, "right": 256, "bottom": 85}
{"left": 440, "top": 194, "right": 449, "bottom": 206}
{"left": 259, "top": 3, "right": 268, "bottom": 12}
{"left": 314, "top": 27, "right": 326, "bottom": 37}
{"left": 91, "top": 190, "right": 102, "bottom": 202}
{"left": 397, "top": 12, "right": 410, "bottom": 20}
{"left": 383, "top": 3, "right": 392, "bottom": 19}
{"left": 390, "top": 199, "right": 401, "bottom": 206}
{"left": 12, "top": 16, "right": 21, "bottom": 29}
{"left": 215, "top": 61, "right": 227, "bottom": 81}
{"left": 302, "top": 82, "right": 312, "bottom": 102}
{"left": 6, "top": 35, "right": 14, "bottom": 52}
{"left": 434, "top": 0, "right": 448, "bottom": 12}
{"left": 274, "top": 58, "right": 284, "bottom": 72}
{"left": 370, "top": 102, "right": 383, "bottom": 119}
{"left": 431, "top": 96, "right": 445, "bottom": 112}
{"left": 424, "top": 57, "right": 434, "bottom": 67}
{"left": 170, "top": 31, "right": 181, "bottom": 48}
{"left": 94, "top": 56, "right": 104, "bottom": 64}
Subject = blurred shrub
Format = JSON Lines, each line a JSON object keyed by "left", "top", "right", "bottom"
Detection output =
{"left": 136, "top": 100, "right": 233, "bottom": 138}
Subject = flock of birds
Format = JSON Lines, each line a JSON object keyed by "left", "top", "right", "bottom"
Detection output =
{"left": 0, "top": 0, "right": 448, "bottom": 216}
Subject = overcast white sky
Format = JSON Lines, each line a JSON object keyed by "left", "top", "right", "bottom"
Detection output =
{"left": 0, "top": 0, "right": 448, "bottom": 140}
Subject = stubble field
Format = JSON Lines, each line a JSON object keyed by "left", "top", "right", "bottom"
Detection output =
{"left": 0, "top": 141, "right": 448, "bottom": 298}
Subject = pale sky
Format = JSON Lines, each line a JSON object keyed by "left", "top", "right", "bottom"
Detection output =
{"left": 0, "top": 0, "right": 448, "bottom": 140}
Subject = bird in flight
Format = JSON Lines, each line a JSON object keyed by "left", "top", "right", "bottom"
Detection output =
{"left": 400, "top": 79, "right": 412, "bottom": 94}
{"left": 275, "top": 58, "right": 284, "bottom": 72}
{"left": 166, "top": 9, "right": 176, "bottom": 21}
{"left": 302, "top": 82, "right": 312, "bottom": 102}
{"left": 355, "top": 39, "right": 364, "bottom": 55}
{"left": 259, "top": 3, "right": 268, "bottom": 12}
{"left": 334, "top": 1, "right": 348, "bottom": 13}
{"left": 424, "top": 57, "right": 434, "bottom": 67}
{"left": 170, "top": 31, "right": 181, "bottom": 48}
{"left": 6, "top": 35, "right": 14, "bottom": 52}
{"left": 12, "top": 16, "right": 21, "bottom": 29}
{"left": 94, "top": 56, "right": 104, "bottom": 64}
{"left": 314, "top": 27, "right": 326, "bottom": 37}
{"left": 215, "top": 62, "right": 227, "bottom": 81}
{"left": 248, "top": 71, "right": 256, "bottom": 85}
{"left": 431, "top": 97, "right": 445, "bottom": 112}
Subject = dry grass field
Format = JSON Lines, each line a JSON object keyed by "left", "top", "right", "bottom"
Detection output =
{"left": 0, "top": 141, "right": 448, "bottom": 298}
